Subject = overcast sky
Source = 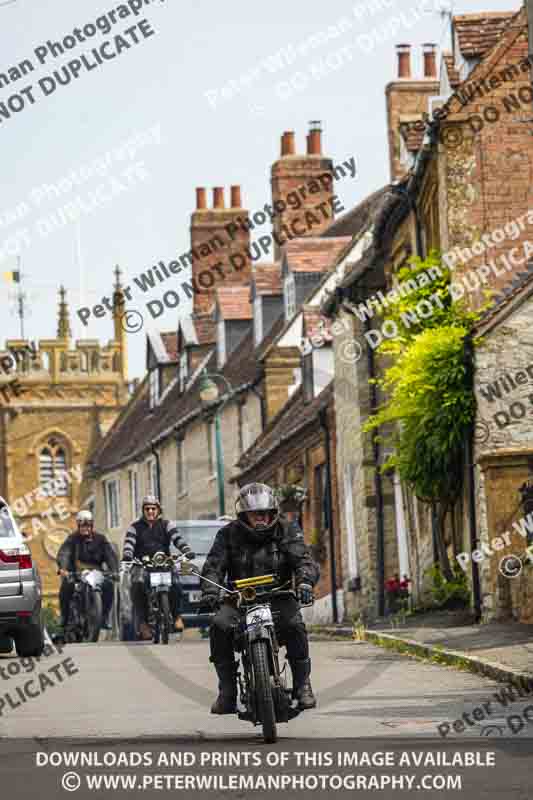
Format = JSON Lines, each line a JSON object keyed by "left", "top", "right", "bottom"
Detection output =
{"left": 0, "top": 0, "right": 521, "bottom": 378}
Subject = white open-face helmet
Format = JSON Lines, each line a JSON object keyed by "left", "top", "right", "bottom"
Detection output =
{"left": 235, "top": 483, "right": 279, "bottom": 535}
{"left": 76, "top": 510, "right": 93, "bottom": 527}
{"left": 142, "top": 495, "right": 161, "bottom": 516}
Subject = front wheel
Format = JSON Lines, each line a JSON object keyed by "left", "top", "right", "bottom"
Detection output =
{"left": 86, "top": 590, "right": 103, "bottom": 643}
{"left": 252, "top": 640, "right": 277, "bottom": 743}
{"left": 159, "top": 592, "right": 170, "bottom": 645}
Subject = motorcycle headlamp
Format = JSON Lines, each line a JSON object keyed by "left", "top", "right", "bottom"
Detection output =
{"left": 153, "top": 551, "right": 166, "bottom": 567}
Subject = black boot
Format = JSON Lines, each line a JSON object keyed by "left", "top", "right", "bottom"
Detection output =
{"left": 211, "top": 661, "right": 237, "bottom": 714}
{"left": 290, "top": 658, "right": 317, "bottom": 710}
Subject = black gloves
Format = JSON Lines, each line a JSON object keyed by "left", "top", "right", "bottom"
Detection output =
{"left": 201, "top": 594, "right": 219, "bottom": 612}
{"left": 122, "top": 555, "right": 133, "bottom": 562}
{"left": 297, "top": 583, "right": 313, "bottom": 605}
{"left": 184, "top": 549, "right": 196, "bottom": 561}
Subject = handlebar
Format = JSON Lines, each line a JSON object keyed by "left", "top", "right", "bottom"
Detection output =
{"left": 121, "top": 552, "right": 188, "bottom": 569}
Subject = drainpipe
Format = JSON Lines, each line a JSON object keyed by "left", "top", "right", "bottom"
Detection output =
{"left": 151, "top": 441, "right": 162, "bottom": 503}
{"left": 464, "top": 333, "right": 482, "bottom": 621}
{"left": 318, "top": 407, "right": 339, "bottom": 624}
{"left": 364, "top": 317, "right": 386, "bottom": 618}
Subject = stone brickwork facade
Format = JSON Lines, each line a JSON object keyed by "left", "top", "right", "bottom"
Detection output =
{"left": 438, "top": 10, "right": 533, "bottom": 303}
{"left": 474, "top": 291, "right": 533, "bottom": 623}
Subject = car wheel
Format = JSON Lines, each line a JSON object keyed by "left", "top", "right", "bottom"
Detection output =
{"left": 0, "top": 635, "right": 13, "bottom": 654}
{"left": 14, "top": 624, "right": 45, "bottom": 657}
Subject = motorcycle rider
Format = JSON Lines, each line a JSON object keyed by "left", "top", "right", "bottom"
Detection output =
{"left": 201, "top": 482, "right": 319, "bottom": 715}
{"left": 121, "top": 495, "right": 196, "bottom": 640}
{"left": 57, "top": 510, "right": 119, "bottom": 632}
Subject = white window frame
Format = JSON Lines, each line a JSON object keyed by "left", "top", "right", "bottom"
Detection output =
{"left": 129, "top": 469, "right": 139, "bottom": 517}
{"left": 206, "top": 420, "right": 215, "bottom": 476}
{"left": 146, "top": 458, "right": 159, "bottom": 498}
{"left": 253, "top": 295, "right": 263, "bottom": 347}
{"left": 343, "top": 463, "right": 359, "bottom": 578}
{"left": 149, "top": 367, "right": 160, "bottom": 409}
{"left": 284, "top": 273, "right": 296, "bottom": 320}
{"left": 217, "top": 319, "right": 226, "bottom": 368}
{"left": 105, "top": 478, "right": 120, "bottom": 529}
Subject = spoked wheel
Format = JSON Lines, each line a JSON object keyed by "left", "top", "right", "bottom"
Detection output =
{"left": 65, "top": 599, "right": 82, "bottom": 643}
{"left": 86, "top": 590, "right": 103, "bottom": 643}
{"left": 252, "top": 640, "right": 277, "bottom": 743}
{"left": 159, "top": 593, "right": 170, "bottom": 645}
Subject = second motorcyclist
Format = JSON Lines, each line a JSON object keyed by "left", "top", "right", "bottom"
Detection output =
{"left": 57, "top": 510, "right": 119, "bottom": 633}
{"left": 121, "top": 495, "right": 195, "bottom": 640}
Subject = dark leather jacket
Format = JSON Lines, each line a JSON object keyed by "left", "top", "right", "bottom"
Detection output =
{"left": 201, "top": 517, "right": 319, "bottom": 598}
{"left": 57, "top": 531, "right": 119, "bottom": 573}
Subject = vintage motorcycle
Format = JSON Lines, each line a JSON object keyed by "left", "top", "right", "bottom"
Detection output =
{"left": 197, "top": 570, "right": 312, "bottom": 744}
{"left": 63, "top": 568, "right": 111, "bottom": 643}
{"left": 122, "top": 552, "right": 184, "bottom": 644}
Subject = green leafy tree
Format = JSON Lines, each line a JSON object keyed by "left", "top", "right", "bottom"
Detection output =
{"left": 363, "top": 251, "right": 488, "bottom": 581}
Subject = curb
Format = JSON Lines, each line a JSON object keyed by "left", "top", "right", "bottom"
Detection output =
{"left": 365, "top": 630, "right": 533, "bottom": 691}
{"left": 309, "top": 625, "right": 533, "bottom": 690}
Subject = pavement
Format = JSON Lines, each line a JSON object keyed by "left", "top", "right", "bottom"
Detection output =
{"left": 311, "top": 610, "right": 533, "bottom": 688}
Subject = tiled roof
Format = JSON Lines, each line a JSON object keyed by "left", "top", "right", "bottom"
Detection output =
{"left": 284, "top": 237, "right": 351, "bottom": 274}
{"left": 322, "top": 185, "right": 390, "bottom": 238}
{"left": 443, "top": 52, "right": 460, "bottom": 88}
{"left": 453, "top": 12, "right": 515, "bottom": 59}
{"left": 252, "top": 263, "right": 282, "bottom": 295}
{"left": 237, "top": 383, "right": 333, "bottom": 476}
{"left": 160, "top": 332, "right": 178, "bottom": 362}
{"left": 93, "top": 307, "right": 274, "bottom": 474}
{"left": 216, "top": 286, "right": 252, "bottom": 319}
{"left": 475, "top": 262, "right": 533, "bottom": 337}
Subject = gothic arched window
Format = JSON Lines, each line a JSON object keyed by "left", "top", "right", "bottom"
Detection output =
{"left": 39, "top": 437, "right": 69, "bottom": 496}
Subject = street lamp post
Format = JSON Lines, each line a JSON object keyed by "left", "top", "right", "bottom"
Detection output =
{"left": 199, "top": 371, "right": 233, "bottom": 518}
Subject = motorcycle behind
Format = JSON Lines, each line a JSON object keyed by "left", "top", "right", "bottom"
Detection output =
{"left": 122, "top": 552, "right": 184, "bottom": 645}
{"left": 63, "top": 568, "right": 108, "bottom": 643}
{"left": 199, "top": 571, "right": 312, "bottom": 743}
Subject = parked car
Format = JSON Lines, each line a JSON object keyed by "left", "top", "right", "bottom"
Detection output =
{"left": 0, "top": 496, "right": 45, "bottom": 657}
{"left": 174, "top": 520, "right": 225, "bottom": 628}
{"left": 119, "top": 519, "right": 225, "bottom": 641}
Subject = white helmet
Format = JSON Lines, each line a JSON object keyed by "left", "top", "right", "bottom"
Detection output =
{"left": 142, "top": 495, "right": 161, "bottom": 516}
{"left": 76, "top": 510, "right": 93, "bottom": 526}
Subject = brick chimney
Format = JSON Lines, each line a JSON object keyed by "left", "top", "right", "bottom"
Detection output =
{"left": 270, "top": 122, "right": 334, "bottom": 260}
{"left": 190, "top": 185, "right": 251, "bottom": 315}
{"left": 385, "top": 43, "right": 439, "bottom": 182}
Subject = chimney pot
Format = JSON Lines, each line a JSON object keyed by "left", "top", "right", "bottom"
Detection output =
{"left": 213, "top": 187, "right": 225, "bottom": 209}
{"left": 196, "top": 187, "right": 207, "bottom": 210}
{"left": 423, "top": 43, "right": 437, "bottom": 79}
{"left": 230, "top": 185, "right": 242, "bottom": 208}
{"left": 281, "top": 130, "right": 295, "bottom": 156}
{"left": 396, "top": 44, "right": 411, "bottom": 79}
{"left": 307, "top": 121, "right": 322, "bottom": 155}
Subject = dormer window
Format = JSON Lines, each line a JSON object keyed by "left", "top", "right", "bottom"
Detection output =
{"left": 149, "top": 367, "right": 161, "bottom": 409}
{"left": 284, "top": 273, "right": 296, "bottom": 320}
{"left": 253, "top": 296, "right": 263, "bottom": 347}
{"left": 179, "top": 350, "right": 188, "bottom": 393}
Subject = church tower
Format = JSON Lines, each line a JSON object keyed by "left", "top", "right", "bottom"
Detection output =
{"left": 0, "top": 276, "right": 129, "bottom": 609}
